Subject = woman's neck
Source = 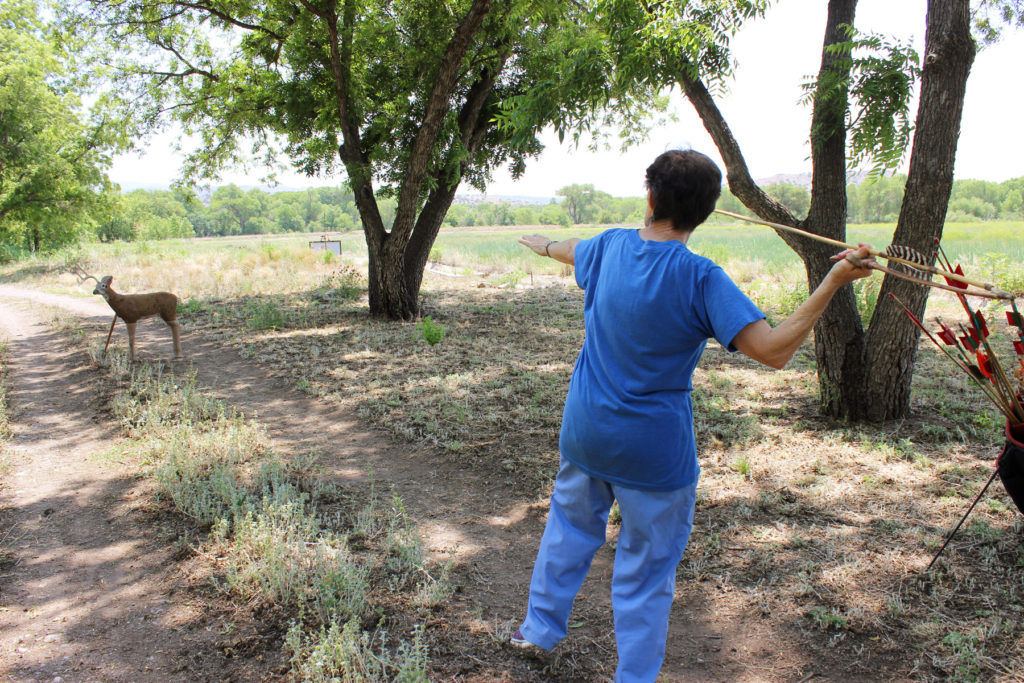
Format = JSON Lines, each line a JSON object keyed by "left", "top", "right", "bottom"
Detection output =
{"left": 639, "top": 218, "right": 690, "bottom": 243}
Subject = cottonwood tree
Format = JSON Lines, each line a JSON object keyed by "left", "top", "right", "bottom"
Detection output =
{"left": 0, "top": 0, "right": 126, "bottom": 254}
{"left": 210, "top": 185, "right": 266, "bottom": 236}
{"left": 764, "top": 183, "right": 810, "bottom": 221}
{"left": 67, "top": 0, "right": 660, "bottom": 319}
{"left": 600, "top": 0, "right": 982, "bottom": 421}
{"left": 556, "top": 184, "right": 597, "bottom": 224}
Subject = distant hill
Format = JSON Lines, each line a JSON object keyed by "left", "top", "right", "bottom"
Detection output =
{"left": 115, "top": 173, "right": 877, "bottom": 201}
{"left": 453, "top": 193, "right": 556, "bottom": 206}
{"left": 116, "top": 180, "right": 310, "bottom": 194}
{"left": 757, "top": 172, "right": 812, "bottom": 189}
{"left": 756, "top": 171, "right": 871, "bottom": 189}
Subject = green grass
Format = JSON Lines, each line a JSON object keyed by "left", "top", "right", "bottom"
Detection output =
{"left": 5, "top": 219, "right": 1022, "bottom": 305}
{"left": 84, "top": 346, "right": 449, "bottom": 680}
{"left": 12, "top": 217, "right": 1024, "bottom": 681}
{"left": 426, "top": 220, "right": 1024, "bottom": 309}
{"left": 429, "top": 226, "right": 603, "bottom": 275}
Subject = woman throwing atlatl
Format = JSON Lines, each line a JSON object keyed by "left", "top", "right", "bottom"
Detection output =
{"left": 512, "top": 149, "right": 875, "bottom": 682}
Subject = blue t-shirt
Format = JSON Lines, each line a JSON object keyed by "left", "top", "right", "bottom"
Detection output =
{"left": 559, "top": 228, "right": 765, "bottom": 492}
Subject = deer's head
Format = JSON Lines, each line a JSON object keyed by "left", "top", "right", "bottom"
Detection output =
{"left": 94, "top": 275, "right": 113, "bottom": 297}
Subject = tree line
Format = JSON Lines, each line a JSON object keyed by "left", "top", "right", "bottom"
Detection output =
{"left": 746, "top": 175, "right": 1024, "bottom": 224}
{"left": 88, "top": 175, "right": 1024, "bottom": 244}
{"left": 92, "top": 183, "right": 651, "bottom": 242}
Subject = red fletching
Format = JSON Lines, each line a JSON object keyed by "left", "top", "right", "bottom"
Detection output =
{"left": 974, "top": 311, "right": 990, "bottom": 338}
{"left": 891, "top": 293, "right": 949, "bottom": 350}
{"left": 976, "top": 352, "right": 993, "bottom": 378}
{"left": 1008, "top": 310, "right": 1024, "bottom": 330}
{"left": 937, "top": 320, "right": 957, "bottom": 345}
{"left": 890, "top": 292, "right": 924, "bottom": 327}
{"left": 1015, "top": 340, "right": 1024, "bottom": 355}
{"left": 943, "top": 264, "right": 969, "bottom": 290}
{"left": 961, "top": 334, "right": 978, "bottom": 352}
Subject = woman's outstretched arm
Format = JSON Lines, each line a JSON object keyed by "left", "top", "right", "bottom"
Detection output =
{"left": 518, "top": 234, "right": 581, "bottom": 265}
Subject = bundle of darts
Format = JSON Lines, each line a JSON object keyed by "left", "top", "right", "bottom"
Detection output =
{"left": 713, "top": 209, "right": 1013, "bottom": 301}
{"left": 888, "top": 240, "right": 1024, "bottom": 427}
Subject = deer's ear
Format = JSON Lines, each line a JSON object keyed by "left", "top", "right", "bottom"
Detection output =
{"left": 101, "top": 276, "right": 113, "bottom": 285}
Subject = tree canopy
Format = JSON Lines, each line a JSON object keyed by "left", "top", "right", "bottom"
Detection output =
{"left": 65, "top": 0, "right": 669, "bottom": 318}
{"left": 0, "top": 0, "right": 127, "bottom": 255}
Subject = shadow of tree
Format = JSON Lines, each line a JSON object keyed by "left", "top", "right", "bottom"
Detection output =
{"left": 0, "top": 304, "right": 279, "bottom": 682}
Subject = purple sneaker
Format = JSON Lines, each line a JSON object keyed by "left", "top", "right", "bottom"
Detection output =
{"left": 510, "top": 628, "right": 542, "bottom": 651}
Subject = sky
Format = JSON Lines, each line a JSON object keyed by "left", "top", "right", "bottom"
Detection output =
{"left": 108, "top": 0, "right": 1024, "bottom": 199}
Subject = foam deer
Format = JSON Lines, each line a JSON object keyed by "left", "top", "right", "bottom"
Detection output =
{"left": 74, "top": 267, "right": 183, "bottom": 362}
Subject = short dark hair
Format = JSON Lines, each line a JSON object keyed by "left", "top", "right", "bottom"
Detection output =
{"left": 644, "top": 150, "right": 722, "bottom": 232}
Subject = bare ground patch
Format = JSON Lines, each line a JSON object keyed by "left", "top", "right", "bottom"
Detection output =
{"left": 0, "top": 297, "right": 276, "bottom": 682}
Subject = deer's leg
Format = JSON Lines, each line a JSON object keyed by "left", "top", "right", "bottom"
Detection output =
{"left": 168, "top": 320, "right": 184, "bottom": 360}
{"left": 126, "top": 321, "right": 137, "bottom": 362}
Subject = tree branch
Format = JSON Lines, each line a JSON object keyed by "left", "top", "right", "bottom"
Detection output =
{"left": 403, "top": 57, "right": 505, "bottom": 297}
{"left": 674, "top": 67, "right": 804, "bottom": 252}
{"left": 324, "top": 0, "right": 385, "bottom": 246}
{"left": 805, "top": 0, "right": 857, "bottom": 241}
{"left": 96, "top": 7, "right": 189, "bottom": 28}
{"left": 294, "top": 0, "right": 326, "bottom": 19}
{"left": 389, "top": 0, "right": 492, "bottom": 244}
{"left": 169, "top": 1, "right": 286, "bottom": 41}
{"left": 152, "top": 39, "right": 219, "bottom": 81}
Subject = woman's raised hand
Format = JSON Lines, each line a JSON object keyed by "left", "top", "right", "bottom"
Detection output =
{"left": 828, "top": 243, "right": 876, "bottom": 285}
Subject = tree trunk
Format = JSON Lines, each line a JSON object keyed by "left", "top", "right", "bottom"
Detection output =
{"left": 680, "top": 0, "right": 976, "bottom": 421}
{"left": 805, "top": 0, "right": 870, "bottom": 419}
{"left": 404, "top": 183, "right": 461, "bottom": 305}
{"left": 362, "top": 181, "right": 461, "bottom": 321}
{"left": 701, "top": 0, "right": 868, "bottom": 418}
{"left": 325, "top": 0, "right": 493, "bottom": 320}
{"left": 367, "top": 239, "right": 419, "bottom": 320}
{"left": 859, "top": 0, "right": 975, "bottom": 420}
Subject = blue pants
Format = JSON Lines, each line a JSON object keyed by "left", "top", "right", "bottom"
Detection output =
{"left": 519, "top": 458, "right": 698, "bottom": 683}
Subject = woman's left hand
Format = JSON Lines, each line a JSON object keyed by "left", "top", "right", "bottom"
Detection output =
{"left": 518, "top": 234, "right": 552, "bottom": 256}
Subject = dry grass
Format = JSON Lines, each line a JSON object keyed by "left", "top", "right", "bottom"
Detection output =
{"left": 6, "top": 227, "right": 1024, "bottom": 680}
{"left": 0, "top": 338, "right": 10, "bottom": 473}
{"left": 5, "top": 234, "right": 363, "bottom": 301}
{"left": 180, "top": 261, "right": 1023, "bottom": 681}
{"left": 79, "top": 345, "right": 442, "bottom": 679}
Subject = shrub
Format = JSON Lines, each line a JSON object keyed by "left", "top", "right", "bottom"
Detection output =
{"left": 314, "top": 264, "right": 366, "bottom": 303}
{"left": 214, "top": 499, "right": 371, "bottom": 622}
{"left": 285, "top": 619, "right": 430, "bottom": 683}
{"left": 416, "top": 316, "right": 446, "bottom": 345}
{"left": 246, "top": 299, "right": 288, "bottom": 330}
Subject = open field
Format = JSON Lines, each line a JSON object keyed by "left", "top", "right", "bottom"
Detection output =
{"left": 2, "top": 219, "right": 1024, "bottom": 680}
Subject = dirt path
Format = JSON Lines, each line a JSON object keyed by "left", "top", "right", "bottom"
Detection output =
{"left": 0, "top": 295, "right": 267, "bottom": 682}
{"left": 0, "top": 286, "right": 849, "bottom": 682}
{"left": 0, "top": 288, "right": 570, "bottom": 681}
